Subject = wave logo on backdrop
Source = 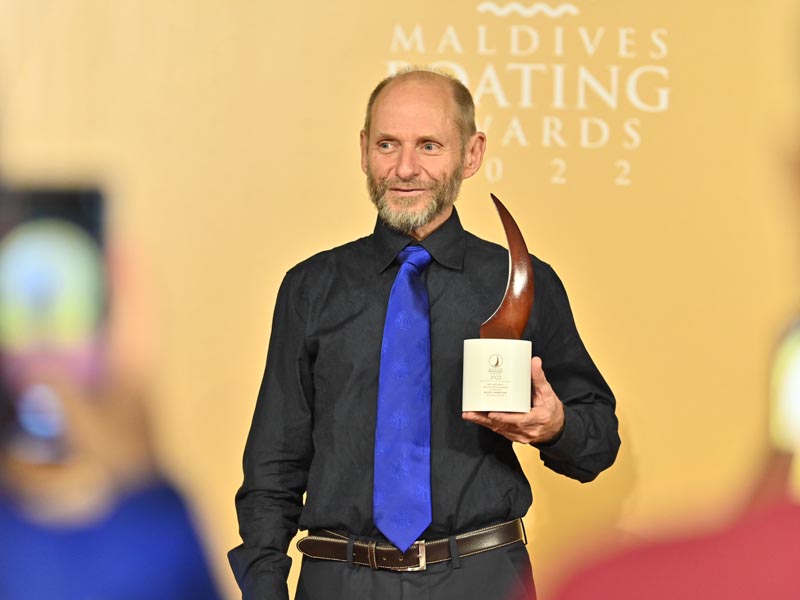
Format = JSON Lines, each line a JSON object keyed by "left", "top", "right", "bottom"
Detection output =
{"left": 477, "top": 2, "right": 580, "bottom": 18}
{"left": 386, "top": 2, "right": 670, "bottom": 186}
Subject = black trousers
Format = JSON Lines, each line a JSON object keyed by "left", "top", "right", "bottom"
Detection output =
{"left": 295, "top": 541, "right": 535, "bottom": 600}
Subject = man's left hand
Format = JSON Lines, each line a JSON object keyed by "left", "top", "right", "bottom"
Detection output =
{"left": 462, "top": 356, "right": 565, "bottom": 444}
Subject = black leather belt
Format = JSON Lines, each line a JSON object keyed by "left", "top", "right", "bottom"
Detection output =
{"left": 296, "top": 518, "right": 526, "bottom": 572}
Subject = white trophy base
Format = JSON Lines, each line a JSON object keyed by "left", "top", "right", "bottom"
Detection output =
{"left": 462, "top": 339, "right": 532, "bottom": 413}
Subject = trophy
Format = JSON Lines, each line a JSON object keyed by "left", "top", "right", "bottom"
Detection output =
{"left": 462, "top": 194, "right": 534, "bottom": 413}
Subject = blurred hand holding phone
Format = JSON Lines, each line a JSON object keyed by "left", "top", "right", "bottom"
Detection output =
{"left": 0, "top": 186, "right": 109, "bottom": 464}
{"left": 0, "top": 188, "right": 222, "bottom": 599}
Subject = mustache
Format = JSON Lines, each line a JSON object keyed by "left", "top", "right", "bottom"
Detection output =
{"left": 379, "top": 178, "right": 434, "bottom": 191}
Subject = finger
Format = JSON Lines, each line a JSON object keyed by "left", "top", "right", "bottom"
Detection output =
{"left": 462, "top": 413, "right": 505, "bottom": 436}
{"left": 530, "top": 356, "right": 548, "bottom": 386}
{"left": 484, "top": 410, "right": 532, "bottom": 424}
{"left": 462, "top": 411, "right": 494, "bottom": 426}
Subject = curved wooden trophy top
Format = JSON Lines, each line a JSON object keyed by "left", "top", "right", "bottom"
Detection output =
{"left": 479, "top": 194, "right": 535, "bottom": 340}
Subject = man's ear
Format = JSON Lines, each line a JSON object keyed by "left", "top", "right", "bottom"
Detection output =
{"left": 360, "top": 129, "right": 369, "bottom": 175}
{"left": 461, "top": 132, "right": 487, "bottom": 180}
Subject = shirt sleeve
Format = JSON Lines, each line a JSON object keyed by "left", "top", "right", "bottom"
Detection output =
{"left": 228, "top": 268, "right": 315, "bottom": 600}
{"left": 531, "top": 261, "right": 620, "bottom": 482}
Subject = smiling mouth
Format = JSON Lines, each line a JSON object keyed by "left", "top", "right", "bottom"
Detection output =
{"left": 390, "top": 188, "right": 427, "bottom": 194}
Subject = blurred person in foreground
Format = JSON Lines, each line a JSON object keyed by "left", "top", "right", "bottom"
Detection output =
{"left": 551, "top": 452, "right": 800, "bottom": 599}
{"left": 0, "top": 188, "right": 221, "bottom": 599}
{"left": 229, "top": 68, "right": 620, "bottom": 600}
{"left": 552, "top": 152, "right": 800, "bottom": 600}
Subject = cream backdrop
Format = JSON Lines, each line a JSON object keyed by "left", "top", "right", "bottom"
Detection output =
{"left": 0, "top": 1, "right": 798, "bottom": 598}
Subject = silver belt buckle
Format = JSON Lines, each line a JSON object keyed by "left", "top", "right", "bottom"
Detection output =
{"left": 401, "top": 540, "right": 427, "bottom": 571}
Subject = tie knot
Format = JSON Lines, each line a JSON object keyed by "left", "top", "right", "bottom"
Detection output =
{"left": 397, "top": 246, "right": 432, "bottom": 272}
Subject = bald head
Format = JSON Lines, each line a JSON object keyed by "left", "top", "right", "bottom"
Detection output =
{"left": 362, "top": 69, "right": 477, "bottom": 152}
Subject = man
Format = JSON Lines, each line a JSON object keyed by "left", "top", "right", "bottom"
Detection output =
{"left": 229, "top": 68, "right": 620, "bottom": 600}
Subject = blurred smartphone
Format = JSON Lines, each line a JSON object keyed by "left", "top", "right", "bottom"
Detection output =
{"left": 0, "top": 186, "right": 107, "bottom": 463}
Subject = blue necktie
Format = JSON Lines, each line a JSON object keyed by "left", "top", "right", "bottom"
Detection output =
{"left": 373, "top": 245, "right": 433, "bottom": 552}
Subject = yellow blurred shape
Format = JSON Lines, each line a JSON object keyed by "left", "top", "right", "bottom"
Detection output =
{"left": 770, "top": 322, "right": 800, "bottom": 499}
{"left": 0, "top": 220, "right": 105, "bottom": 351}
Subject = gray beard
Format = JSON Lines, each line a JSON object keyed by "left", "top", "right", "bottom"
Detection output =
{"left": 367, "top": 167, "right": 463, "bottom": 234}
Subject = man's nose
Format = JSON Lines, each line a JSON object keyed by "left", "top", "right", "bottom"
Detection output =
{"left": 395, "top": 146, "right": 420, "bottom": 180}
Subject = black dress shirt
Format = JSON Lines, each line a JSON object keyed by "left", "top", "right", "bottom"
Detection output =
{"left": 229, "top": 209, "right": 620, "bottom": 599}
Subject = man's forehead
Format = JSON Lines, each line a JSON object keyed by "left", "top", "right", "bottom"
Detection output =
{"left": 376, "top": 74, "right": 455, "bottom": 106}
{"left": 370, "top": 76, "right": 458, "bottom": 128}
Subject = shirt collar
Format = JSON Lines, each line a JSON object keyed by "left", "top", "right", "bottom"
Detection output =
{"left": 372, "top": 208, "right": 467, "bottom": 273}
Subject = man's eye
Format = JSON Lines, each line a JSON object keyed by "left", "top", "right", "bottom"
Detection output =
{"left": 377, "top": 141, "right": 394, "bottom": 150}
{"left": 422, "top": 143, "right": 438, "bottom": 152}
